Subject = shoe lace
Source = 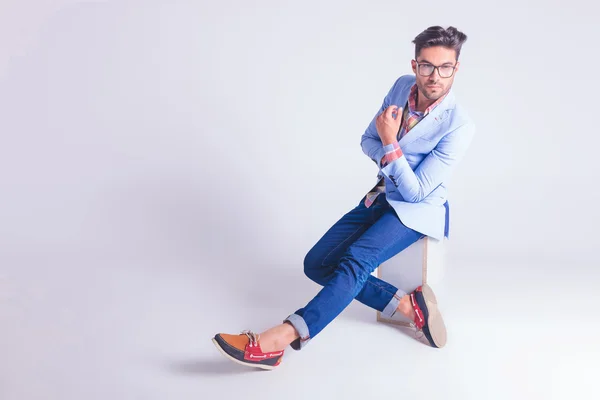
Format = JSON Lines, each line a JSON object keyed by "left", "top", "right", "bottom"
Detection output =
{"left": 409, "top": 292, "right": 425, "bottom": 341}
{"left": 409, "top": 322, "right": 425, "bottom": 341}
{"left": 241, "top": 330, "right": 260, "bottom": 347}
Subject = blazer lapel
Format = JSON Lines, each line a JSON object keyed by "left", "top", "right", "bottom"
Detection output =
{"left": 398, "top": 89, "right": 456, "bottom": 148}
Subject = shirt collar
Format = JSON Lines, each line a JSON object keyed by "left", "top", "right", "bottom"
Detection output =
{"left": 407, "top": 83, "right": 447, "bottom": 116}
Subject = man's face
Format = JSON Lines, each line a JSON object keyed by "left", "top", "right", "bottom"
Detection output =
{"left": 411, "top": 46, "right": 460, "bottom": 102}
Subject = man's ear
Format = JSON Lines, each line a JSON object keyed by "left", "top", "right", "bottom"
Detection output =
{"left": 411, "top": 59, "right": 417, "bottom": 74}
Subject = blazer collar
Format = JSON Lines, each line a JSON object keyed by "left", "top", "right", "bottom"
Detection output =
{"left": 398, "top": 87, "right": 456, "bottom": 148}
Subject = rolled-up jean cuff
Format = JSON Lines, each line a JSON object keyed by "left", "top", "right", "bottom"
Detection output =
{"left": 381, "top": 288, "right": 407, "bottom": 318}
{"left": 283, "top": 314, "right": 310, "bottom": 351}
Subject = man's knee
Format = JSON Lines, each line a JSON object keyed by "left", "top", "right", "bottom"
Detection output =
{"left": 303, "top": 249, "right": 326, "bottom": 285}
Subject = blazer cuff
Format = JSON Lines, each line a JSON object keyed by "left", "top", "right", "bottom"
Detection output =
{"left": 380, "top": 153, "right": 411, "bottom": 190}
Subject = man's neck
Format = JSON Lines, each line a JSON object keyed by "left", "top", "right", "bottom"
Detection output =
{"left": 415, "top": 89, "right": 437, "bottom": 113}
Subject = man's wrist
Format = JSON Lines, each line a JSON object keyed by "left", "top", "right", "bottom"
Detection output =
{"left": 381, "top": 141, "right": 403, "bottom": 166}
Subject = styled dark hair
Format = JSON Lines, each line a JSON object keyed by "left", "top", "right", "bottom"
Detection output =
{"left": 412, "top": 26, "right": 468, "bottom": 61}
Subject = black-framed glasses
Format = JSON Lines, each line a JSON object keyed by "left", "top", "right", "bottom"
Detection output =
{"left": 415, "top": 61, "right": 456, "bottom": 78}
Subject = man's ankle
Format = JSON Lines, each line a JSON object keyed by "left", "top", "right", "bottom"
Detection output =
{"left": 396, "top": 294, "right": 415, "bottom": 320}
{"left": 259, "top": 323, "right": 299, "bottom": 352}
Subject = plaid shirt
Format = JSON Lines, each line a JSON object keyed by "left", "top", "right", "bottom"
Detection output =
{"left": 364, "top": 84, "right": 447, "bottom": 207}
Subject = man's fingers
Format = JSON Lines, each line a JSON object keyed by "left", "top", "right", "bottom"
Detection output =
{"left": 381, "top": 105, "right": 403, "bottom": 122}
{"left": 384, "top": 105, "right": 398, "bottom": 119}
{"left": 394, "top": 107, "right": 403, "bottom": 121}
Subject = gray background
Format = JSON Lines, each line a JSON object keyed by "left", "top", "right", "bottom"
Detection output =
{"left": 1, "top": 1, "right": 598, "bottom": 399}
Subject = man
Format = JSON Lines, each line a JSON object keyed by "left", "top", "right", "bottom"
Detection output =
{"left": 212, "top": 26, "right": 475, "bottom": 370}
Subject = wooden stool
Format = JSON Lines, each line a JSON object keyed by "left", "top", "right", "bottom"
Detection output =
{"left": 376, "top": 202, "right": 450, "bottom": 326}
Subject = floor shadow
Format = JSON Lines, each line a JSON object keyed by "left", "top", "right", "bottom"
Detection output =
{"left": 338, "top": 302, "right": 431, "bottom": 347}
{"left": 168, "top": 358, "right": 263, "bottom": 376}
{"left": 381, "top": 322, "right": 430, "bottom": 346}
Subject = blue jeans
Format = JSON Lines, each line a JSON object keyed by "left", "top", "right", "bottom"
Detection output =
{"left": 285, "top": 194, "right": 424, "bottom": 350}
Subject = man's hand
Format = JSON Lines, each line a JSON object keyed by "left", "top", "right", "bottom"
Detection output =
{"left": 376, "top": 105, "right": 402, "bottom": 146}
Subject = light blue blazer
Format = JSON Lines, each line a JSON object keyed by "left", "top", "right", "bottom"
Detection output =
{"left": 361, "top": 75, "right": 475, "bottom": 240}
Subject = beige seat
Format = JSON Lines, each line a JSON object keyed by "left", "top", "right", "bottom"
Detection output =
{"left": 375, "top": 236, "right": 446, "bottom": 326}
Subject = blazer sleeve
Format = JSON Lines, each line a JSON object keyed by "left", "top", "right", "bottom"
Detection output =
{"left": 379, "top": 122, "right": 475, "bottom": 203}
{"left": 360, "top": 77, "right": 403, "bottom": 169}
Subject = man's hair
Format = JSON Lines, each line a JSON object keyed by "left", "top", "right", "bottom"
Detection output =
{"left": 412, "top": 26, "right": 468, "bottom": 61}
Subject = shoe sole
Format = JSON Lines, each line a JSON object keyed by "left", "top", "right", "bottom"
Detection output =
{"left": 421, "top": 284, "right": 447, "bottom": 348}
{"left": 211, "top": 338, "right": 278, "bottom": 370}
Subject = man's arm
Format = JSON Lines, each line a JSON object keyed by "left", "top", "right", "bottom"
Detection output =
{"left": 379, "top": 122, "right": 475, "bottom": 203}
{"left": 360, "top": 77, "right": 402, "bottom": 168}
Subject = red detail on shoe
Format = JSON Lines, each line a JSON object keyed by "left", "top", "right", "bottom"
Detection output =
{"left": 410, "top": 288, "right": 426, "bottom": 330}
{"left": 243, "top": 341, "right": 285, "bottom": 362}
